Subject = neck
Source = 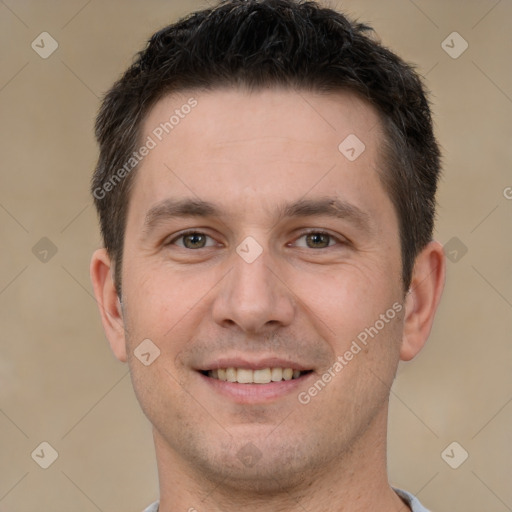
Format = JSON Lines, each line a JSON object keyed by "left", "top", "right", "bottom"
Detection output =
{"left": 153, "top": 406, "right": 409, "bottom": 512}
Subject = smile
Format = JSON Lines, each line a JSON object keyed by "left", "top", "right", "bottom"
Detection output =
{"left": 203, "top": 367, "right": 311, "bottom": 384}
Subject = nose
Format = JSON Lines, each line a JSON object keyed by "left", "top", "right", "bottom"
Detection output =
{"left": 211, "top": 245, "right": 295, "bottom": 334}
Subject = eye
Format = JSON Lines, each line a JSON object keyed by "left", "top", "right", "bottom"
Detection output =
{"left": 293, "top": 231, "right": 343, "bottom": 249}
{"left": 168, "top": 231, "right": 217, "bottom": 249}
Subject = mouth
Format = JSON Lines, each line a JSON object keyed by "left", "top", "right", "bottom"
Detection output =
{"left": 196, "top": 357, "right": 316, "bottom": 403}
{"left": 200, "top": 367, "right": 313, "bottom": 384}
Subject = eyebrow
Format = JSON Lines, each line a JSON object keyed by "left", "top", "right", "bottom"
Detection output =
{"left": 142, "top": 196, "right": 374, "bottom": 235}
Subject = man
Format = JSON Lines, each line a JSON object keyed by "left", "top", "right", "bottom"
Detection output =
{"left": 90, "top": 1, "right": 445, "bottom": 510}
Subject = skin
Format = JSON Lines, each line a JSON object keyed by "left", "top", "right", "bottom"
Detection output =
{"left": 91, "top": 88, "right": 445, "bottom": 512}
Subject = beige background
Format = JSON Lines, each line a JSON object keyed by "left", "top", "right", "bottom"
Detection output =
{"left": 1, "top": 0, "right": 511, "bottom": 511}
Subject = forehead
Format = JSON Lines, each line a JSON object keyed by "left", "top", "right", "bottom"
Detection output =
{"left": 142, "top": 87, "right": 381, "bottom": 153}
{"left": 129, "top": 87, "right": 393, "bottom": 227}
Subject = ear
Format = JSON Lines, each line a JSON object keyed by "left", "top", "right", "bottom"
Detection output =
{"left": 400, "top": 240, "right": 446, "bottom": 361}
{"left": 90, "top": 248, "right": 127, "bottom": 363}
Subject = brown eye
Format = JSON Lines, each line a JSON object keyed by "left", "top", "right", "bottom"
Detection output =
{"left": 305, "top": 232, "right": 332, "bottom": 249}
{"left": 182, "top": 233, "right": 207, "bottom": 249}
{"left": 292, "top": 231, "right": 340, "bottom": 249}
{"left": 169, "top": 231, "right": 216, "bottom": 249}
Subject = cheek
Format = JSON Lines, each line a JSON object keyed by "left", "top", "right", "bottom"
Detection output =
{"left": 122, "top": 263, "right": 220, "bottom": 378}
{"left": 127, "top": 357, "right": 194, "bottom": 440}
{"left": 291, "top": 263, "right": 397, "bottom": 346}
{"left": 124, "top": 262, "right": 194, "bottom": 337}
{"left": 121, "top": 272, "right": 201, "bottom": 414}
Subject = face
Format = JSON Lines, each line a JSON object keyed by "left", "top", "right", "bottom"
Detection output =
{"left": 115, "top": 88, "right": 407, "bottom": 489}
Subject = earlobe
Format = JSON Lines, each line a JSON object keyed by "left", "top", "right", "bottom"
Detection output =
{"left": 400, "top": 241, "right": 446, "bottom": 361}
{"left": 90, "top": 249, "right": 128, "bottom": 363}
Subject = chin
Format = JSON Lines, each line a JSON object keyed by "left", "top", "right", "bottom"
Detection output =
{"left": 201, "top": 457, "right": 316, "bottom": 495}
{"left": 178, "top": 431, "right": 329, "bottom": 495}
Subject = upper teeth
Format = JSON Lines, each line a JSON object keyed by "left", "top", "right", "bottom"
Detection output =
{"left": 208, "top": 368, "right": 302, "bottom": 384}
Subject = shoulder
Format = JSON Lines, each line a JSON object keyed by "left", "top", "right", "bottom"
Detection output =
{"left": 394, "top": 488, "right": 432, "bottom": 512}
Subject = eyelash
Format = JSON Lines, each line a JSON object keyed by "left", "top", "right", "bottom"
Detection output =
{"left": 167, "top": 229, "right": 346, "bottom": 249}
{"left": 297, "top": 230, "right": 347, "bottom": 248}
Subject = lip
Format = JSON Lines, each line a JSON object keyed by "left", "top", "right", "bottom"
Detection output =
{"left": 197, "top": 356, "right": 312, "bottom": 372}
{"left": 197, "top": 369, "right": 316, "bottom": 404}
